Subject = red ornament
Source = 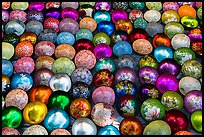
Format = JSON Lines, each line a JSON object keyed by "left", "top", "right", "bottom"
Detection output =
{"left": 163, "top": 109, "right": 189, "bottom": 134}
{"left": 44, "top": 18, "right": 60, "bottom": 32}
{"left": 130, "top": 28, "right": 148, "bottom": 43}
{"left": 74, "top": 39, "right": 94, "bottom": 52}
{"left": 93, "top": 69, "right": 114, "bottom": 87}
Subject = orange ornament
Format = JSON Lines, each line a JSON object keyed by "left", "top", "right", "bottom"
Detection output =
{"left": 55, "top": 44, "right": 76, "bottom": 59}
{"left": 20, "top": 32, "right": 37, "bottom": 45}
{"left": 178, "top": 5, "right": 196, "bottom": 18}
{"left": 115, "top": 19, "right": 133, "bottom": 34}
{"left": 2, "top": 2, "right": 10, "bottom": 9}
{"left": 15, "top": 41, "right": 33, "bottom": 58}
{"left": 152, "top": 33, "right": 171, "bottom": 48}
{"left": 29, "top": 85, "right": 52, "bottom": 104}
{"left": 175, "top": 130, "right": 193, "bottom": 135}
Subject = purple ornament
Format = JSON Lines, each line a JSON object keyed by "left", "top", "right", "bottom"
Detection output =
{"left": 29, "top": 2, "right": 45, "bottom": 11}
{"left": 2, "top": 9, "right": 9, "bottom": 23}
{"left": 178, "top": 2, "right": 196, "bottom": 7}
{"left": 115, "top": 67, "right": 136, "bottom": 83}
{"left": 45, "top": 10, "right": 60, "bottom": 19}
{"left": 27, "top": 10, "right": 44, "bottom": 23}
{"left": 111, "top": 9, "right": 128, "bottom": 23}
{"left": 139, "top": 66, "right": 159, "bottom": 85}
{"left": 158, "top": 58, "right": 180, "bottom": 76}
{"left": 184, "top": 90, "right": 202, "bottom": 113}
{"left": 59, "top": 18, "right": 79, "bottom": 35}
{"left": 93, "top": 44, "right": 112, "bottom": 59}
{"left": 61, "top": 7, "right": 79, "bottom": 20}
{"left": 95, "top": 2, "right": 111, "bottom": 11}
{"left": 33, "top": 68, "right": 54, "bottom": 86}
{"left": 156, "top": 73, "right": 179, "bottom": 94}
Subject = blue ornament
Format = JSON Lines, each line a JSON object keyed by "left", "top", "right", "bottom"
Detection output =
{"left": 93, "top": 11, "right": 111, "bottom": 23}
{"left": 57, "top": 32, "right": 75, "bottom": 45}
{"left": 113, "top": 41, "right": 133, "bottom": 57}
{"left": 154, "top": 45, "right": 173, "bottom": 62}
{"left": 2, "top": 59, "right": 13, "bottom": 77}
{"left": 43, "top": 108, "right": 69, "bottom": 132}
{"left": 11, "top": 72, "right": 33, "bottom": 92}
{"left": 97, "top": 21, "right": 115, "bottom": 36}
{"left": 75, "top": 28, "right": 93, "bottom": 41}
{"left": 98, "top": 125, "right": 120, "bottom": 135}
{"left": 114, "top": 80, "right": 137, "bottom": 99}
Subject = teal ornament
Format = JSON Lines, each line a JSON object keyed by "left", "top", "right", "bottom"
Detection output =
{"left": 57, "top": 32, "right": 75, "bottom": 45}
{"left": 154, "top": 45, "right": 173, "bottom": 62}
{"left": 129, "top": 2, "right": 145, "bottom": 10}
{"left": 113, "top": 41, "right": 133, "bottom": 57}
{"left": 75, "top": 28, "right": 93, "bottom": 41}
{"left": 98, "top": 125, "right": 120, "bottom": 135}
{"left": 94, "top": 57, "right": 116, "bottom": 72}
{"left": 93, "top": 11, "right": 111, "bottom": 23}
{"left": 134, "top": 17, "right": 147, "bottom": 29}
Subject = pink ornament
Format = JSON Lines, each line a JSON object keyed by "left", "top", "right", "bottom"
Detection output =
{"left": 115, "top": 67, "right": 136, "bottom": 83}
{"left": 93, "top": 43, "right": 112, "bottom": 59}
{"left": 59, "top": 18, "right": 79, "bottom": 35}
{"left": 163, "top": 2, "right": 179, "bottom": 12}
{"left": 9, "top": 10, "right": 27, "bottom": 22}
{"left": 35, "top": 41, "right": 55, "bottom": 57}
{"left": 2, "top": 127, "right": 20, "bottom": 135}
{"left": 14, "top": 57, "right": 35, "bottom": 74}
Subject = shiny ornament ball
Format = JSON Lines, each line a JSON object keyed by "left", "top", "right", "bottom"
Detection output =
{"left": 51, "top": 57, "right": 75, "bottom": 76}
{"left": 94, "top": 11, "right": 111, "bottom": 23}
{"left": 2, "top": 74, "right": 11, "bottom": 93}
{"left": 190, "top": 110, "right": 202, "bottom": 133}
{"left": 45, "top": 9, "right": 60, "bottom": 19}
{"left": 15, "top": 41, "right": 33, "bottom": 58}
{"left": 158, "top": 58, "right": 180, "bottom": 76}
{"left": 129, "top": 9, "right": 143, "bottom": 23}
{"left": 110, "top": 30, "right": 129, "bottom": 43}
{"left": 187, "top": 28, "right": 202, "bottom": 42}
{"left": 141, "top": 98, "right": 165, "bottom": 122}
{"left": 57, "top": 32, "right": 75, "bottom": 45}
{"left": 35, "top": 55, "right": 54, "bottom": 71}
{"left": 133, "top": 17, "right": 147, "bottom": 29}
{"left": 144, "top": 10, "right": 161, "bottom": 22}
{"left": 164, "top": 22, "right": 184, "bottom": 39}
{"left": 145, "top": 2, "right": 162, "bottom": 11}
{"left": 44, "top": 17, "right": 60, "bottom": 32}
{"left": 161, "top": 91, "right": 184, "bottom": 111}
{"left": 116, "top": 54, "right": 137, "bottom": 70}
{"left": 61, "top": 2, "right": 79, "bottom": 9}
{"left": 38, "top": 29, "right": 57, "bottom": 43}
{"left": 196, "top": 2, "right": 202, "bottom": 8}
{"left": 139, "top": 55, "right": 158, "bottom": 69}
{"left": 117, "top": 95, "right": 140, "bottom": 117}
{"left": 152, "top": 33, "right": 170, "bottom": 48}
{"left": 163, "top": 109, "right": 189, "bottom": 134}
{"left": 70, "top": 98, "right": 91, "bottom": 119}
{"left": 95, "top": 2, "right": 111, "bottom": 11}
{"left": 33, "top": 68, "right": 54, "bottom": 86}
{"left": 161, "top": 10, "right": 180, "bottom": 24}
{"left": 174, "top": 47, "right": 196, "bottom": 65}
{"left": 78, "top": 4, "right": 95, "bottom": 18}
{"left": 43, "top": 108, "right": 69, "bottom": 132}
{"left": 49, "top": 73, "right": 72, "bottom": 92}
{"left": 181, "top": 16, "right": 198, "bottom": 28}
{"left": 92, "top": 86, "right": 115, "bottom": 106}
{"left": 50, "top": 129, "right": 71, "bottom": 135}
{"left": 55, "top": 44, "right": 76, "bottom": 59}
{"left": 2, "top": 9, "right": 10, "bottom": 23}
{"left": 11, "top": 72, "right": 33, "bottom": 91}
{"left": 29, "top": 2, "right": 45, "bottom": 11}
{"left": 9, "top": 10, "right": 27, "bottom": 23}
{"left": 25, "top": 20, "right": 43, "bottom": 36}
{"left": 91, "top": 103, "right": 115, "bottom": 127}
{"left": 197, "top": 6, "right": 202, "bottom": 20}
{"left": 98, "top": 125, "right": 120, "bottom": 135}
{"left": 130, "top": 28, "right": 148, "bottom": 43}
{"left": 5, "top": 89, "right": 28, "bottom": 110}
{"left": 97, "top": 21, "right": 115, "bottom": 36}
{"left": 139, "top": 66, "right": 159, "bottom": 85}
{"left": 59, "top": 18, "right": 79, "bottom": 35}
{"left": 3, "top": 33, "right": 19, "bottom": 45}
{"left": 174, "top": 131, "right": 193, "bottom": 135}
{"left": 181, "top": 59, "right": 202, "bottom": 79}
{"left": 45, "top": 2, "right": 60, "bottom": 9}
{"left": 74, "top": 50, "right": 96, "bottom": 70}
{"left": 2, "top": 106, "right": 22, "bottom": 128}
{"left": 111, "top": 9, "right": 128, "bottom": 23}
{"left": 179, "top": 76, "right": 201, "bottom": 96}
{"left": 115, "top": 67, "right": 136, "bottom": 83}
{"left": 112, "top": 2, "right": 128, "bottom": 10}
{"left": 75, "top": 29, "right": 93, "bottom": 41}
{"left": 113, "top": 41, "right": 132, "bottom": 57}
{"left": 27, "top": 10, "right": 44, "bottom": 23}
{"left": 93, "top": 32, "right": 111, "bottom": 46}
{"left": 115, "top": 19, "right": 133, "bottom": 34}
{"left": 163, "top": 2, "right": 179, "bottom": 12}
{"left": 184, "top": 90, "right": 202, "bottom": 113}
{"left": 61, "top": 7, "right": 79, "bottom": 20}
{"left": 74, "top": 39, "right": 94, "bottom": 52}
{"left": 48, "top": 91, "right": 70, "bottom": 110}
{"left": 95, "top": 58, "right": 115, "bottom": 72}
{"left": 93, "top": 69, "right": 114, "bottom": 87}
{"left": 71, "top": 82, "right": 91, "bottom": 99}
{"left": 191, "top": 39, "right": 202, "bottom": 55}
{"left": 133, "top": 39, "right": 153, "bottom": 55}
{"left": 154, "top": 45, "right": 173, "bottom": 62}
{"left": 119, "top": 117, "right": 143, "bottom": 135}
{"left": 129, "top": 2, "right": 145, "bottom": 10}
{"left": 93, "top": 43, "right": 112, "bottom": 59}
{"left": 156, "top": 73, "right": 178, "bottom": 93}
{"left": 143, "top": 120, "right": 171, "bottom": 135}
{"left": 14, "top": 57, "right": 35, "bottom": 74}
{"left": 2, "top": 59, "right": 13, "bottom": 77}
{"left": 2, "top": 2, "right": 11, "bottom": 10}
{"left": 178, "top": 2, "right": 196, "bottom": 7}
{"left": 178, "top": 5, "right": 196, "bottom": 18}
{"left": 2, "top": 96, "right": 5, "bottom": 109}
{"left": 5, "top": 20, "right": 25, "bottom": 36}
{"left": 145, "top": 22, "right": 164, "bottom": 37}
{"left": 171, "top": 34, "right": 190, "bottom": 50}
{"left": 79, "top": 17, "right": 97, "bottom": 32}
{"left": 72, "top": 118, "right": 97, "bottom": 135}
{"left": 71, "top": 67, "right": 93, "bottom": 85}
{"left": 2, "top": 127, "right": 20, "bottom": 135}
{"left": 29, "top": 85, "right": 52, "bottom": 104}
{"left": 2, "top": 42, "right": 14, "bottom": 60}
{"left": 20, "top": 32, "right": 37, "bottom": 45}
{"left": 11, "top": 2, "right": 29, "bottom": 10}
{"left": 138, "top": 84, "right": 161, "bottom": 102}
{"left": 22, "top": 125, "right": 48, "bottom": 135}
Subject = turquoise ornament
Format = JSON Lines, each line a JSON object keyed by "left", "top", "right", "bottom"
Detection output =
{"left": 57, "top": 32, "right": 75, "bottom": 45}
{"left": 154, "top": 45, "right": 173, "bottom": 62}
{"left": 76, "top": 28, "right": 93, "bottom": 41}
{"left": 134, "top": 17, "right": 147, "bottom": 29}
{"left": 93, "top": 11, "right": 111, "bottom": 23}
{"left": 98, "top": 125, "right": 120, "bottom": 135}
{"left": 129, "top": 2, "right": 145, "bottom": 10}
{"left": 113, "top": 41, "right": 133, "bottom": 57}
{"left": 94, "top": 57, "right": 116, "bottom": 72}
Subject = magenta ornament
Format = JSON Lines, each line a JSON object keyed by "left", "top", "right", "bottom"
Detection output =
{"left": 61, "top": 7, "right": 79, "bottom": 20}
{"left": 111, "top": 9, "right": 128, "bottom": 23}
{"left": 115, "top": 67, "right": 136, "bottom": 83}
{"left": 93, "top": 44, "right": 112, "bottom": 59}
{"left": 29, "top": 2, "right": 45, "bottom": 11}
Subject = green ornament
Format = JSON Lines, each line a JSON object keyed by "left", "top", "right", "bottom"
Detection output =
{"left": 141, "top": 98, "right": 165, "bottom": 122}
{"left": 48, "top": 91, "right": 70, "bottom": 110}
{"left": 134, "top": 18, "right": 147, "bottom": 29}
{"left": 164, "top": 22, "right": 184, "bottom": 39}
{"left": 181, "top": 16, "right": 198, "bottom": 28}
{"left": 129, "top": 2, "right": 145, "bottom": 10}
{"left": 145, "top": 2, "right": 162, "bottom": 11}
{"left": 197, "top": 6, "right": 202, "bottom": 20}
{"left": 94, "top": 57, "right": 116, "bottom": 72}
{"left": 190, "top": 110, "right": 202, "bottom": 133}
{"left": 174, "top": 47, "right": 196, "bottom": 65}
{"left": 3, "top": 33, "right": 20, "bottom": 45}
{"left": 161, "top": 91, "right": 184, "bottom": 111}
{"left": 139, "top": 54, "right": 158, "bottom": 69}
{"left": 2, "top": 106, "right": 22, "bottom": 128}
{"left": 92, "top": 32, "right": 111, "bottom": 46}
{"left": 2, "top": 96, "right": 5, "bottom": 109}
